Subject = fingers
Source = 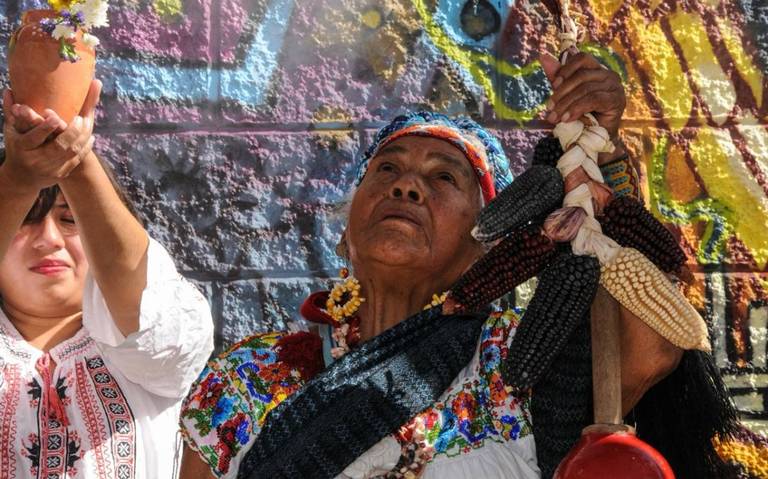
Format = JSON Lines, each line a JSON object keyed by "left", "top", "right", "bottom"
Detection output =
{"left": 42, "top": 109, "right": 68, "bottom": 135}
{"left": 16, "top": 115, "right": 63, "bottom": 150}
{"left": 547, "top": 88, "right": 621, "bottom": 125}
{"left": 79, "top": 79, "right": 102, "bottom": 120}
{"left": 548, "top": 68, "right": 614, "bottom": 108}
{"left": 74, "top": 116, "right": 93, "bottom": 151}
{"left": 555, "top": 52, "right": 603, "bottom": 82}
{"left": 53, "top": 155, "right": 83, "bottom": 179}
{"left": 52, "top": 116, "right": 86, "bottom": 155}
{"left": 539, "top": 52, "right": 561, "bottom": 84}
{"left": 543, "top": 50, "right": 625, "bottom": 128}
{"left": 12, "top": 104, "right": 46, "bottom": 134}
{"left": 2, "top": 89, "right": 14, "bottom": 120}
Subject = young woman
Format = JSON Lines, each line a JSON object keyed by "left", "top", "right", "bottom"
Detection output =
{"left": 0, "top": 80, "right": 214, "bottom": 478}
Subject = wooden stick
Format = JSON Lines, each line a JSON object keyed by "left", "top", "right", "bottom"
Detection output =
{"left": 591, "top": 286, "right": 622, "bottom": 425}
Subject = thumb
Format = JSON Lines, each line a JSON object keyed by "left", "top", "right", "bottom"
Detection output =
{"left": 79, "top": 79, "right": 102, "bottom": 119}
{"left": 2, "top": 89, "right": 15, "bottom": 123}
{"left": 539, "top": 52, "right": 561, "bottom": 84}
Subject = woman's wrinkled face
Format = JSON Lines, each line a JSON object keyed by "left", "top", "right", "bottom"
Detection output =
{"left": 347, "top": 136, "right": 484, "bottom": 276}
{"left": 0, "top": 193, "right": 88, "bottom": 318}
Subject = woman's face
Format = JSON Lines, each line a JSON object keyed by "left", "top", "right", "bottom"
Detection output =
{"left": 0, "top": 194, "right": 88, "bottom": 318}
{"left": 347, "top": 136, "right": 484, "bottom": 280}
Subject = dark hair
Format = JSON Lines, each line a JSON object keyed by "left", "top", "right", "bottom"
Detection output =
{"left": 0, "top": 149, "right": 142, "bottom": 225}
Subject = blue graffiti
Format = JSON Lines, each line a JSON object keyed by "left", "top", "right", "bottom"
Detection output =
{"left": 436, "top": 0, "right": 514, "bottom": 50}
{"left": 99, "top": 0, "right": 295, "bottom": 105}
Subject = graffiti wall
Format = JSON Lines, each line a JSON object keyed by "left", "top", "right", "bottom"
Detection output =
{"left": 0, "top": 0, "right": 766, "bottom": 427}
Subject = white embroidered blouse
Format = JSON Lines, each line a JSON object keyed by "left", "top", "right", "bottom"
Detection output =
{"left": 0, "top": 238, "right": 214, "bottom": 479}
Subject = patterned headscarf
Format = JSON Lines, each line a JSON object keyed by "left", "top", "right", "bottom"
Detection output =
{"left": 355, "top": 111, "right": 514, "bottom": 204}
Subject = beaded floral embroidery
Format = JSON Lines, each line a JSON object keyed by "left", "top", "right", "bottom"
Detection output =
{"left": 181, "top": 308, "right": 533, "bottom": 478}
{"left": 385, "top": 308, "right": 533, "bottom": 477}
{"left": 180, "top": 332, "right": 306, "bottom": 476}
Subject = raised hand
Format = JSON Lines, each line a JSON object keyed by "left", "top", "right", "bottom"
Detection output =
{"left": 540, "top": 51, "right": 626, "bottom": 139}
{"left": 1, "top": 79, "right": 101, "bottom": 192}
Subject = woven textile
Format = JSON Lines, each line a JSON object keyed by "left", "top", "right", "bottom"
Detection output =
{"left": 237, "top": 307, "right": 488, "bottom": 479}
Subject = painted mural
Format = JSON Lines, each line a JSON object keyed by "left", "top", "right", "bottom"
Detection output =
{"left": 0, "top": 0, "right": 766, "bottom": 427}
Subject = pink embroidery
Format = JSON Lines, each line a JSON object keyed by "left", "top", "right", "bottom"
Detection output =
{"left": 85, "top": 356, "right": 136, "bottom": 479}
{"left": 76, "top": 361, "right": 114, "bottom": 478}
{"left": 0, "top": 364, "right": 21, "bottom": 479}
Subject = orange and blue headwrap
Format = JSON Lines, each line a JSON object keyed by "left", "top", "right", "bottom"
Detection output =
{"left": 355, "top": 111, "right": 514, "bottom": 204}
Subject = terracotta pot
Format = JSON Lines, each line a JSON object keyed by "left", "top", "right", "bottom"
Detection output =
{"left": 8, "top": 9, "right": 95, "bottom": 124}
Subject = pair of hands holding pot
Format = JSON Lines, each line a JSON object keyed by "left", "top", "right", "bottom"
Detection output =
{"left": 1, "top": 79, "right": 101, "bottom": 193}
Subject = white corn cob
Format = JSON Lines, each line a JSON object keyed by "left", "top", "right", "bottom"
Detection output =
{"left": 600, "top": 247, "right": 711, "bottom": 352}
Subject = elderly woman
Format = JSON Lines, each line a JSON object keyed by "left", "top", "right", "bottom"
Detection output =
{"left": 177, "top": 52, "right": 707, "bottom": 479}
{"left": 0, "top": 81, "right": 214, "bottom": 477}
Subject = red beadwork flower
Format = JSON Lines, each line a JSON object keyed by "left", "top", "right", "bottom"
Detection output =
{"left": 198, "top": 373, "right": 226, "bottom": 410}
{"left": 276, "top": 331, "right": 324, "bottom": 381}
{"left": 257, "top": 362, "right": 292, "bottom": 383}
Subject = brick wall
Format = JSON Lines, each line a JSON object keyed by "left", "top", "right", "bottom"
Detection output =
{"left": 1, "top": 0, "right": 767, "bottom": 428}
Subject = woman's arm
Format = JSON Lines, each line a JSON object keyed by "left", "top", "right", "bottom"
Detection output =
{"left": 619, "top": 305, "right": 683, "bottom": 414}
{"left": 180, "top": 444, "right": 217, "bottom": 479}
{"left": 0, "top": 90, "right": 81, "bottom": 261}
{"left": 42, "top": 81, "right": 149, "bottom": 337}
{"left": 540, "top": 51, "right": 685, "bottom": 413}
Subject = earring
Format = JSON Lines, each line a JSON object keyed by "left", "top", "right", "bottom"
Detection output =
{"left": 335, "top": 234, "right": 349, "bottom": 260}
{"left": 326, "top": 267, "right": 365, "bottom": 324}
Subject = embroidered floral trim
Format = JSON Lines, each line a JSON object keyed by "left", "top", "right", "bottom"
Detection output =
{"left": 180, "top": 332, "right": 305, "bottom": 477}
{"left": 389, "top": 309, "right": 532, "bottom": 472}
{"left": 180, "top": 308, "right": 534, "bottom": 478}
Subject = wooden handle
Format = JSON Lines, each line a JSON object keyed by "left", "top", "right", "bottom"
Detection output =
{"left": 591, "top": 286, "right": 623, "bottom": 425}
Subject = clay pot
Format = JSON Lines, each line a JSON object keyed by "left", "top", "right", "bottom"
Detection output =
{"left": 8, "top": 10, "right": 95, "bottom": 124}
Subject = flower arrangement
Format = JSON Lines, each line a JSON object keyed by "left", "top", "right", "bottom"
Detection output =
{"left": 38, "top": 0, "right": 109, "bottom": 62}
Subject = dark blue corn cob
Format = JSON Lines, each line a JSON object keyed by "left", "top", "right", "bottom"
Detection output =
{"left": 532, "top": 135, "right": 564, "bottom": 168}
{"left": 448, "top": 226, "right": 556, "bottom": 313}
{"left": 600, "top": 196, "right": 686, "bottom": 273}
{"left": 502, "top": 252, "right": 600, "bottom": 391}
{"left": 531, "top": 310, "right": 593, "bottom": 479}
{"left": 473, "top": 165, "right": 564, "bottom": 243}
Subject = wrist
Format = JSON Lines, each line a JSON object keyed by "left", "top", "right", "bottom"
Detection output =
{"left": 599, "top": 151, "right": 640, "bottom": 200}
{"left": 59, "top": 151, "right": 101, "bottom": 186}
{"left": 0, "top": 163, "right": 42, "bottom": 198}
{"left": 598, "top": 137, "right": 626, "bottom": 166}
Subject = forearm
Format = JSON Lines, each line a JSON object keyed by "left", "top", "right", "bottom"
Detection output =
{"left": 619, "top": 305, "right": 683, "bottom": 415}
{"left": 58, "top": 152, "right": 148, "bottom": 336}
{"left": 0, "top": 166, "right": 39, "bottom": 261}
{"left": 179, "top": 445, "right": 217, "bottom": 479}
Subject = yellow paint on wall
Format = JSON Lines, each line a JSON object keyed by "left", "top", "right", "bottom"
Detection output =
{"left": 152, "top": 0, "right": 183, "bottom": 19}
{"left": 625, "top": 7, "right": 693, "bottom": 131}
{"left": 665, "top": 139, "right": 703, "bottom": 203}
{"left": 361, "top": 9, "right": 382, "bottom": 29}
{"left": 585, "top": 0, "right": 623, "bottom": 24}
{"left": 610, "top": 42, "right": 654, "bottom": 122}
{"left": 689, "top": 127, "right": 768, "bottom": 268}
{"left": 715, "top": 17, "right": 765, "bottom": 109}
{"left": 668, "top": 11, "right": 736, "bottom": 125}
{"left": 736, "top": 120, "right": 768, "bottom": 182}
